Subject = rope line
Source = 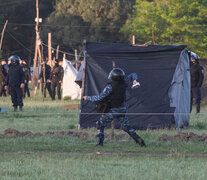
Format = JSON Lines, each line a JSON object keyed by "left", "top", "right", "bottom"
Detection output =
{"left": 5, "top": 29, "right": 34, "bottom": 54}
{"left": 0, "top": 111, "right": 198, "bottom": 115}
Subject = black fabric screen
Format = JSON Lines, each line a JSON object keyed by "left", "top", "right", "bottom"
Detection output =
{"left": 79, "top": 42, "right": 187, "bottom": 129}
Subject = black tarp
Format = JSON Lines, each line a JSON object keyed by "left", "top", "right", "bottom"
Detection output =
{"left": 79, "top": 42, "right": 187, "bottom": 129}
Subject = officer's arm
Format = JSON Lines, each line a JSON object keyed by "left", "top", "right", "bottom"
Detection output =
{"left": 198, "top": 66, "right": 204, "bottom": 87}
{"left": 58, "top": 67, "right": 64, "bottom": 82}
{"left": 86, "top": 84, "right": 112, "bottom": 102}
{"left": 125, "top": 73, "right": 138, "bottom": 85}
{"left": 49, "top": 68, "right": 53, "bottom": 80}
{"left": 5, "top": 71, "right": 9, "bottom": 86}
{"left": 20, "top": 67, "right": 25, "bottom": 84}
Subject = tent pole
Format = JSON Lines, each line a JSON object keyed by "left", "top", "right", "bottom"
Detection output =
{"left": 78, "top": 40, "right": 87, "bottom": 130}
{"left": 111, "top": 61, "right": 116, "bottom": 140}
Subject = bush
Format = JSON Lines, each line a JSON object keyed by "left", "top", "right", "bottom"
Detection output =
{"left": 64, "top": 96, "right": 71, "bottom": 101}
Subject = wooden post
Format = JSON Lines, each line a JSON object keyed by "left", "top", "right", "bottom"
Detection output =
{"left": 75, "top": 49, "right": 78, "bottom": 70}
{"left": 48, "top": 32, "right": 52, "bottom": 64}
{"left": 132, "top": 35, "right": 135, "bottom": 45}
{"left": 152, "top": 23, "right": 155, "bottom": 45}
{"left": 111, "top": 61, "right": 116, "bottom": 139}
{"left": 56, "top": 45, "right": 59, "bottom": 59}
{"left": 32, "top": 0, "right": 39, "bottom": 97}
{"left": 0, "top": 20, "right": 8, "bottom": 50}
{"left": 63, "top": 53, "right": 66, "bottom": 60}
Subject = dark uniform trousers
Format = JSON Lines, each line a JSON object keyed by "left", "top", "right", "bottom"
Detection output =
{"left": 51, "top": 81, "right": 61, "bottom": 100}
{"left": 42, "top": 82, "right": 52, "bottom": 98}
{"left": 190, "top": 87, "right": 201, "bottom": 113}
{"left": 24, "top": 82, "right": 30, "bottom": 98}
{"left": 10, "top": 85, "right": 23, "bottom": 108}
{"left": 0, "top": 82, "right": 7, "bottom": 96}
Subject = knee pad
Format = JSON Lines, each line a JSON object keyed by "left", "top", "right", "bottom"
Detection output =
{"left": 96, "top": 120, "right": 103, "bottom": 129}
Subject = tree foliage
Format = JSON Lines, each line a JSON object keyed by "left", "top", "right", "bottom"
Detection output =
{"left": 41, "top": 0, "right": 135, "bottom": 52}
{"left": 0, "top": 0, "right": 55, "bottom": 60}
{"left": 121, "top": 0, "right": 207, "bottom": 58}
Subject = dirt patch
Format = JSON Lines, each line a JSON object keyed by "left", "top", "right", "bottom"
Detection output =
{"left": 64, "top": 104, "right": 80, "bottom": 110}
{"left": 0, "top": 128, "right": 129, "bottom": 140}
{"left": 158, "top": 132, "right": 207, "bottom": 143}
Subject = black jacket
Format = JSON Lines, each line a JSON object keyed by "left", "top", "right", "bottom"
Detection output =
{"left": 39, "top": 64, "right": 51, "bottom": 82}
{"left": 50, "top": 65, "right": 64, "bottom": 82}
{"left": 190, "top": 62, "right": 204, "bottom": 88}
{"left": 5, "top": 65, "right": 25, "bottom": 86}
{"left": 0, "top": 65, "right": 7, "bottom": 82}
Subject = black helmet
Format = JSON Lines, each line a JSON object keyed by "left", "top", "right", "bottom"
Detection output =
{"left": 190, "top": 52, "right": 199, "bottom": 60}
{"left": 8, "top": 55, "right": 20, "bottom": 65}
{"left": 108, "top": 68, "right": 125, "bottom": 81}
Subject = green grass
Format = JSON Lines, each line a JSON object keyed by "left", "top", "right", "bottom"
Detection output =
{"left": 1, "top": 92, "right": 207, "bottom": 179}
{"left": 0, "top": 154, "right": 207, "bottom": 180}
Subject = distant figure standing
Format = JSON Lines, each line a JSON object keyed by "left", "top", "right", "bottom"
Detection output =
{"left": 50, "top": 59, "right": 64, "bottom": 100}
{"left": 5, "top": 55, "right": 25, "bottom": 111}
{"left": 0, "top": 60, "right": 7, "bottom": 96}
{"left": 190, "top": 52, "right": 204, "bottom": 114}
{"left": 20, "top": 60, "right": 31, "bottom": 98}
{"left": 38, "top": 60, "right": 52, "bottom": 98}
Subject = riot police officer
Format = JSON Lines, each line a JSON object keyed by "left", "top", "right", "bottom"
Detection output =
{"left": 39, "top": 60, "right": 52, "bottom": 98}
{"left": 50, "top": 59, "right": 64, "bottom": 100}
{"left": 83, "top": 68, "right": 146, "bottom": 147}
{"left": 0, "top": 60, "right": 7, "bottom": 96}
{"left": 5, "top": 55, "right": 25, "bottom": 111}
{"left": 190, "top": 52, "right": 204, "bottom": 114}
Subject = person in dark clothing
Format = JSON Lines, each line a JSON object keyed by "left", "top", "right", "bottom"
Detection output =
{"left": 5, "top": 55, "right": 25, "bottom": 111}
{"left": 39, "top": 60, "right": 52, "bottom": 98}
{"left": 0, "top": 60, "right": 7, "bottom": 96}
{"left": 83, "top": 68, "right": 146, "bottom": 147}
{"left": 20, "top": 60, "right": 31, "bottom": 98}
{"left": 190, "top": 52, "right": 204, "bottom": 114}
{"left": 50, "top": 59, "right": 64, "bottom": 100}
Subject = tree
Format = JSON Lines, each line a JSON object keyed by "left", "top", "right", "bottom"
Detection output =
{"left": 41, "top": 0, "right": 135, "bottom": 52}
{"left": 0, "top": 0, "right": 55, "bottom": 60}
{"left": 121, "top": 0, "right": 207, "bottom": 58}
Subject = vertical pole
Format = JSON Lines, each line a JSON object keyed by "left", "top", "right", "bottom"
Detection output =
{"left": 56, "top": 45, "right": 59, "bottom": 59}
{"left": 111, "top": 61, "right": 116, "bottom": 139}
{"left": 132, "top": 35, "right": 135, "bottom": 45}
{"left": 0, "top": 20, "right": 8, "bottom": 50}
{"left": 48, "top": 32, "right": 52, "bottom": 65}
{"left": 78, "top": 40, "right": 87, "bottom": 130}
{"left": 75, "top": 49, "right": 78, "bottom": 70}
{"left": 152, "top": 23, "right": 155, "bottom": 45}
{"left": 32, "top": 0, "right": 39, "bottom": 97}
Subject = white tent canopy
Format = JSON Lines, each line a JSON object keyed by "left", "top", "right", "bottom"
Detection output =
{"left": 62, "top": 59, "right": 81, "bottom": 100}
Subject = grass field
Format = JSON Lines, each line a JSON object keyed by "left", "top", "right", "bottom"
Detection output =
{"left": 0, "top": 93, "right": 207, "bottom": 180}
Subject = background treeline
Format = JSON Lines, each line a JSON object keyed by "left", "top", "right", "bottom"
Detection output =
{"left": 1, "top": 0, "right": 207, "bottom": 62}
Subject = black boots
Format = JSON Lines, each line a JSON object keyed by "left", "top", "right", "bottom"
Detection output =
{"left": 96, "top": 139, "right": 104, "bottom": 146}
{"left": 96, "top": 134, "right": 104, "bottom": 146}
{"left": 130, "top": 133, "right": 146, "bottom": 147}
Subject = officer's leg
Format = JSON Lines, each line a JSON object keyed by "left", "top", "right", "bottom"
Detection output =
{"left": 96, "top": 113, "right": 112, "bottom": 146}
{"left": 10, "top": 86, "right": 18, "bottom": 111}
{"left": 51, "top": 82, "right": 56, "bottom": 100}
{"left": 16, "top": 86, "right": 23, "bottom": 110}
{"left": 42, "top": 83, "right": 46, "bottom": 98}
{"left": 57, "top": 83, "right": 61, "bottom": 100}
{"left": 46, "top": 82, "right": 52, "bottom": 98}
{"left": 3, "top": 85, "right": 7, "bottom": 96}
{"left": 190, "top": 90, "right": 193, "bottom": 113}
{"left": 195, "top": 88, "right": 201, "bottom": 114}
{"left": 25, "top": 83, "right": 30, "bottom": 97}
{"left": 0, "top": 83, "right": 3, "bottom": 96}
{"left": 112, "top": 107, "right": 146, "bottom": 147}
